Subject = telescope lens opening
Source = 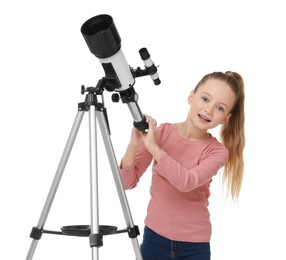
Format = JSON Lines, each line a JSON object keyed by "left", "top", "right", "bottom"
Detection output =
{"left": 81, "top": 15, "right": 113, "bottom": 36}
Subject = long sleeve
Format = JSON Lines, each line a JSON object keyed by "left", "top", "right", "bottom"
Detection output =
{"left": 120, "top": 145, "right": 153, "bottom": 189}
{"left": 153, "top": 146, "right": 228, "bottom": 192}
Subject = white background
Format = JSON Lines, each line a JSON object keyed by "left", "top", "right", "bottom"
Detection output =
{"left": 1, "top": 0, "right": 285, "bottom": 259}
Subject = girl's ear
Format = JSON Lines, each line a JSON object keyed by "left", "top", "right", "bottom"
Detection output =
{"left": 188, "top": 90, "right": 195, "bottom": 105}
{"left": 221, "top": 113, "right": 232, "bottom": 125}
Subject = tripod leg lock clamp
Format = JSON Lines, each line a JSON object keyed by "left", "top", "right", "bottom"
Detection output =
{"left": 128, "top": 225, "right": 140, "bottom": 238}
{"left": 89, "top": 233, "right": 103, "bottom": 248}
{"left": 30, "top": 227, "right": 43, "bottom": 240}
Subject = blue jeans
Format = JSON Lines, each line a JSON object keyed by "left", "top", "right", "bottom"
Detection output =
{"left": 140, "top": 226, "right": 211, "bottom": 260}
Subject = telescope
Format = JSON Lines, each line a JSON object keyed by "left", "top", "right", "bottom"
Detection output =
{"left": 26, "top": 14, "right": 159, "bottom": 260}
{"left": 81, "top": 14, "right": 160, "bottom": 131}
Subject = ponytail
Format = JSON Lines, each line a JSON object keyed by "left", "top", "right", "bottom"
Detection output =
{"left": 220, "top": 71, "right": 245, "bottom": 199}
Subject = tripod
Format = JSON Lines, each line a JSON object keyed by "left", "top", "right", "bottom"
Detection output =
{"left": 26, "top": 85, "right": 143, "bottom": 260}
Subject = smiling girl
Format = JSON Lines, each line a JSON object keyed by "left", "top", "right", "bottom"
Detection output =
{"left": 120, "top": 71, "right": 245, "bottom": 259}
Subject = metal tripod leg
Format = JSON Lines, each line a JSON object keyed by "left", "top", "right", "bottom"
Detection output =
{"left": 26, "top": 111, "right": 85, "bottom": 260}
{"left": 89, "top": 105, "right": 100, "bottom": 260}
{"left": 96, "top": 110, "right": 142, "bottom": 260}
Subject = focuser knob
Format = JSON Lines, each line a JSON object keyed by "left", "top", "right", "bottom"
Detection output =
{"left": 81, "top": 85, "right": 86, "bottom": 94}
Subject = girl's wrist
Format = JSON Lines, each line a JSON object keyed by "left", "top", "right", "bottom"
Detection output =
{"left": 128, "top": 142, "right": 141, "bottom": 150}
{"left": 151, "top": 145, "right": 163, "bottom": 162}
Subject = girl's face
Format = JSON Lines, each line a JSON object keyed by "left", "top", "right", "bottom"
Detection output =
{"left": 188, "top": 79, "right": 236, "bottom": 131}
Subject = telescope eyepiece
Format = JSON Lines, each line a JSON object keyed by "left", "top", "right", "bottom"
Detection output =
{"left": 139, "top": 48, "right": 150, "bottom": 60}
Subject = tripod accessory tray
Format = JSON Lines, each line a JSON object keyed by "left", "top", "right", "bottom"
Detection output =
{"left": 61, "top": 225, "right": 118, "bottom": 237}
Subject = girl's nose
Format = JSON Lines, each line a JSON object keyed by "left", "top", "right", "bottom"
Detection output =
{"left": 205, "top": 105, "right": 214, "bottom": 115}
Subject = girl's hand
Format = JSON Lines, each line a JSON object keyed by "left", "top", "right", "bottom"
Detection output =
{"left": 140, "top": 115, "right": 162, "bottom": 161}
{"left": 130, "top": 126, "right": 143, "bottom": 147}
{"left": 121, "top": 126, "right": 143, "bottom": 169}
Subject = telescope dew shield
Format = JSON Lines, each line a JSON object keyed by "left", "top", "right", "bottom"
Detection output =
{"left": 81, "top": 14, "right": 121, "bottom": 59}
{"left": 81, "top": 14, "right": 148, "bottom": 131}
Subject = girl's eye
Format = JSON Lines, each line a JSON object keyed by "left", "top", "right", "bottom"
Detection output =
{"left": 217, "top": 106, "right": 225, "bottom": 112}
{"left": 202, "top": 97, "right": 208, "bottom": 102}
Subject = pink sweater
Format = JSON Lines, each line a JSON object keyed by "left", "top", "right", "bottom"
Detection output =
{"left": 120, "top": 123, "right": 228, "bottom": 242}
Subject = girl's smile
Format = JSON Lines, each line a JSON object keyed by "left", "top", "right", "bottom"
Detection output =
{"left": 198, "top": 113, "right": 211, "bottom": 123}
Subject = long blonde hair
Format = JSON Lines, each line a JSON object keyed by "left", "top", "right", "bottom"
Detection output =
{"left": 195, "top": 71, "right": 245, "bottom": 199}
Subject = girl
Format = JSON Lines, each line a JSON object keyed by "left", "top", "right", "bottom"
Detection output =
{"left": 120, "top": 71, "right": 245, "bottom": 259}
